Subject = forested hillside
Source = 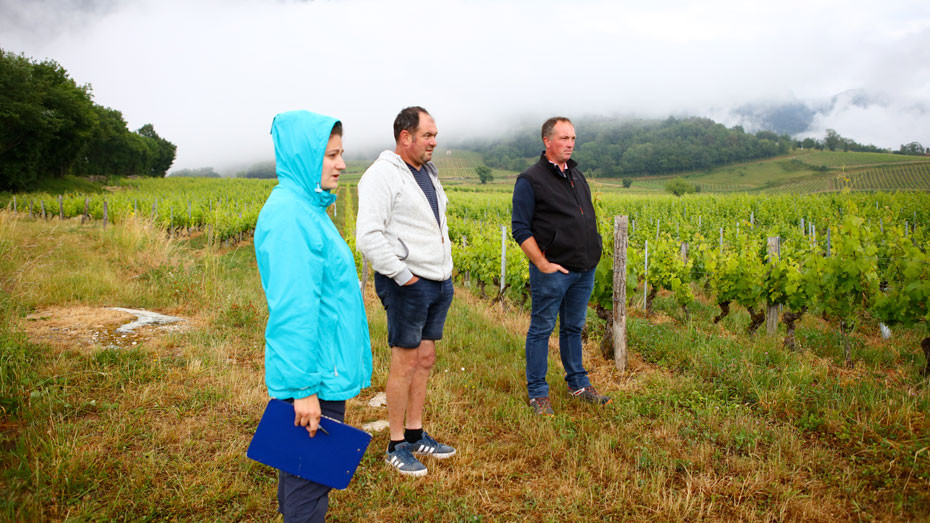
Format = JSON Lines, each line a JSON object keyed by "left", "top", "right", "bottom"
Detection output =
{"left": 0, "top": 50, "right": 176, "bottom": 191}
{"left": 473, "top": 117, "right": 795, "bottom": 177}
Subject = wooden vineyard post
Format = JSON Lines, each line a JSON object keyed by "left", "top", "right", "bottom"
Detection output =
{"left": 613, "top": 216, "right": 628, "bottom": 372}
{"left": 499, "top": 225, "right": 507, "bottom": 301}
{"left": 82, "top": 198, "right": 88, "bottom": 224}
{"left": 766, "top": 236, "right": 779, "bottom": 336}
{"left": 41, "top": 200, "right": 47, "bottom": 220}
{"left": 462, "top": 236, "right": 470, "bottom": 288}
{"left": 643, "top": 240, "right": 649, "bottom": 311}
{"left": 58, "top": 195, "right": 63, "bottom": 220}
{"left": 102, "top": 200, "right": 108, "bottom": 229}
{"left": 12, "top": 196, "right": 16, "bottom": 213}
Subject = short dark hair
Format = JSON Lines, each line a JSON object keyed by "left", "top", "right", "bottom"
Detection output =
{"left": 541, "top": 116, "right": 572, "bottom": 140}
{"left": 329, "top": 121, "right": 342, "bottom": 138}
{"left": 393, "top": 106, "right": 430, "bottom": 142}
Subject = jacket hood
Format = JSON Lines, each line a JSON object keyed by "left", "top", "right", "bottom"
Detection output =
{"left": 377, "top": 150, "right": 439, "bottom": 178}
{"left": 271, "top": 110, "right": 340, "bottom": 207}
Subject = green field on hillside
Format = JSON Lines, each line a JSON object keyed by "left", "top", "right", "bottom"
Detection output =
{"left": 601, "top": 150, "right": 930, "bottom": 194}
{"left": 796, "top": 149, "right": 927, "bottom": 167}
{"left": 433, "top": 148, "right": 930, "bottom": 194}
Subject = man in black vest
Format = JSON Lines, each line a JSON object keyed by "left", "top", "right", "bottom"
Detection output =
{"left": 511, "top": 116, "right": 611, "bottom": 416}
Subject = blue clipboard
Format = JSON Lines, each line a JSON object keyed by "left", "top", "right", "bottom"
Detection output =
{"left": 247, "top": 399, "right": 372, "bottom": 489}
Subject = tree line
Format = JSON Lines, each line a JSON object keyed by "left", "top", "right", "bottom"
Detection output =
{"left": 1, "top": 50, "right": 176, "bottom": 191}
{"left": 472, "top": 117, "right": 795, "bottom": 177}
{"left": 473, "top": 117, "right": 928, "bottom": 177}
{"left": 797, "top": 129, "right": 927, "bottom": 156}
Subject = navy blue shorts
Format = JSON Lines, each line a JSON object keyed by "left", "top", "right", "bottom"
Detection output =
{"left": 277, "top": 399, "right": 346, "bottom": 523}
{"left": 374, "top": 273, "right": 454, "bottom": 349}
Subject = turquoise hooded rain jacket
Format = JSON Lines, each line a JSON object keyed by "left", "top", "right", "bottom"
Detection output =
{"left": 254, "top": 110, "right": 372, "bottom": 401}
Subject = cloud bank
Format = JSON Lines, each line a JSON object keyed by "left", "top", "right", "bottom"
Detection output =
{"left": 2, "top": 0, "right": 929, "bottom": 171}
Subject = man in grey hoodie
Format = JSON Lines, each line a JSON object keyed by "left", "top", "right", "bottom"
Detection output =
{"left": 356, "top": 106, "right": 455, "bottom": 477}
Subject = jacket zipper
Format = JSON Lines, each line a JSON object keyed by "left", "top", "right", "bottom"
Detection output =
{"left": 565, "top": 170, "right": 590, "bottom": 263}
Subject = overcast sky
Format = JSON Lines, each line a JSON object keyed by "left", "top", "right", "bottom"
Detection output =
{"left": 2, "top": 0, "right": 929, "bottom": 172}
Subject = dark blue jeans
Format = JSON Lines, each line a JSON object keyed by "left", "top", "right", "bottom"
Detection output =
{"left": 525, "top": 265, "right": 595, "bottom": 399}
{"left": 277, "top": 399, "right": 346, "bottom": 522}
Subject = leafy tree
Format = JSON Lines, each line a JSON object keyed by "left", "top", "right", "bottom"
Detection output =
{"left": 1, "top": 50, "right": 96, "bottom": 190}
{"left": 799, "top": 137, "right": 818, "bottom": 149}
{"left": 823, "top": 129, "right": 843, "bottom": 151}
{"left": 622, "top": 178, "right": 632, "bottom": 188}
{"left": 664, "top": 178, "right": 695, "bottom": 196}
{"left": 475, "top": 165, "right": 493, "bottom": 184}
{"left": 897, "top": 142, "right": 927, "bottom": 156}
{"left": 1, "top": 49, "right": 176, "bottom": 189}
{"left": 136, "top": 124, "right": 176, "bottom": 176}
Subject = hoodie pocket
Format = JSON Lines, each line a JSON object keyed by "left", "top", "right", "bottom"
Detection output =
{"left": 396, "top": 237, "right": 410, "bottom": 261}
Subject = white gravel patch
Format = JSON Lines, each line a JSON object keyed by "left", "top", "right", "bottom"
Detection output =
{"left": 367, "top": 392, "right": 387, "bottom": 408}
{"left": 361, "top": 420, "right": 389, "bottom": 434}
{"left": 108, "top": 307, "right": 185, "bottom": 333}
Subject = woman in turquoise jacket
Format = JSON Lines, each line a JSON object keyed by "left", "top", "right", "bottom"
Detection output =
{"left": 254, "top": 110, "right": 372, "bottom": 522}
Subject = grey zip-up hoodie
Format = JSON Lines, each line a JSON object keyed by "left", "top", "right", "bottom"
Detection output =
{"left": 356, "top": 150, "right": 453, "bottom": 284}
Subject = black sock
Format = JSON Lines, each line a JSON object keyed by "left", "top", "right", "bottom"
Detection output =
{"left": 388, "top": 439, "right": 405, "bottom": 453}
{"left": 404, "top": 428, "right": 423, "bottom": 444}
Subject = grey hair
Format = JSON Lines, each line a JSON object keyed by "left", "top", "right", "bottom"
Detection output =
{"left": 541, "top": 116, "right": 572, "bottom": 140}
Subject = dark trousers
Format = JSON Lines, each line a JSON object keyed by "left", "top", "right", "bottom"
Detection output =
{"left": 277, "top": 399, "right": 346, "bottom": 523}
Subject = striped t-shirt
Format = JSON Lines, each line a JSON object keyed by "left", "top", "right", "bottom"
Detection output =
{"left": 406, "top": 163, "right": 440, "bottom": 225}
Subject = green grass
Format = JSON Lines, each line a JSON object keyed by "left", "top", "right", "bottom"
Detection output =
{"left": 586, "top": 149, "right": 930, "bottom": 194}
{"left": 795, "top": 150, "right": 926, "bottom": 168}
{"left": 1, "top": 209, "right": 929, "bottom": 520}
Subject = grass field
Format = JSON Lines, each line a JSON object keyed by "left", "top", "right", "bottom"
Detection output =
{"left": 2, "top": 206, "right": 928, "bottom": 520}
{"left": 795, "top": 150, "right": 927, "bottom": 168}
{"left": 596, "top": 150, "right": 930, "bottom": 194}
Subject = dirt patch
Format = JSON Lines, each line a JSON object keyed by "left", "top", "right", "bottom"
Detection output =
{"left": 23, "top": 305, "right": 185, "bottom": 353}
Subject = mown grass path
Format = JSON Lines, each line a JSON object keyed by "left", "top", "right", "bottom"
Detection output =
{"left": 1, "top": 213, "right": 927, "bottom": 521}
